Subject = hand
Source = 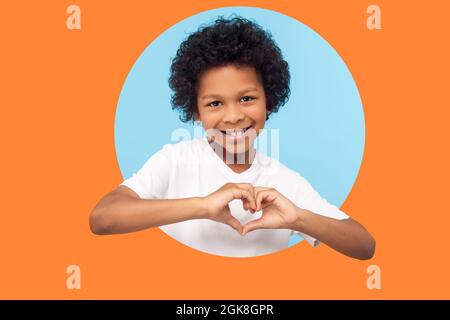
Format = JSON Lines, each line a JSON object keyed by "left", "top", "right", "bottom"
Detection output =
{"left": 242, "top": 187, "right": 301, "bottom": 235}
{"left": 202, "top": 183, "right": 258, "bottom": 234}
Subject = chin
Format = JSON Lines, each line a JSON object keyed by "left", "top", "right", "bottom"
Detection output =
{"left": 209, "top": 137, "right": 251, "bottom": 153}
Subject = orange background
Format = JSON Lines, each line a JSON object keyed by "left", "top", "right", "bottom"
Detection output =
{"left": 1, "top": 0, "right": 449, "bottom": 299}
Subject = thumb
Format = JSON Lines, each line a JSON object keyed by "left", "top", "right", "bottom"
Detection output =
{"left": 222, "top": 205, "right": 243, "bottom": 234}
{"left": 225, "top": 215, "right": 243, "bottom": 235}
{"left": 242, "top": 218, "right": 265, "bottom": 235}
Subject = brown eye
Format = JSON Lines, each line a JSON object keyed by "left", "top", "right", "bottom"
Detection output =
{"left": 208, "top": 101, "right": 222, "bottom": 107}
{"left": 240, "top": 96, "right": 255, "bottom": 103}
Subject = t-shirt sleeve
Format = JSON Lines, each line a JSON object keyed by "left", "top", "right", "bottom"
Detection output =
{"left": 119, "top": 144, "right": 173, "bottom": 199}
{"left": 291, "top": 174, "right": 349, "bottom": 247}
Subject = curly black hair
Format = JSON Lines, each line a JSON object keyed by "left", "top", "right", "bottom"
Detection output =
{"left": 169, "top": 15, "right": 290, "bottom": 123}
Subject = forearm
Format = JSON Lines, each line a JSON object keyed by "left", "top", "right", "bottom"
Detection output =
{"left": 90, "top": 194, "right": 208, "bottom": 235}
{"left": 292, "top": 208, "right": 375, "bottom": 260}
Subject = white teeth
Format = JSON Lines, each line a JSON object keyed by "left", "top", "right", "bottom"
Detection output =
{"left": 229, "top": 130, "right": 243, "bottom": 136}
{"left": 223, "top": 128, "right": 246, "bottom": 135}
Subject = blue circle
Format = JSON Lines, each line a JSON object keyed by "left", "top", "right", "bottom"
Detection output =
{"left": 114, "top": 7, "right": 365, "bottom": 247}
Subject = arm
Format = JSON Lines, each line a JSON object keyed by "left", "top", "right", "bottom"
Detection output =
{"left": 241, "top": 187, "right": 376, "bottom": 260}
{"left": 89, "top": 186, "right": 208, "bottom": 235}
{"left": 292, "top": 209, "right": 375, "bottom": 260}
{"left": 90, "top": 183, "right": 257, "bottom": 235}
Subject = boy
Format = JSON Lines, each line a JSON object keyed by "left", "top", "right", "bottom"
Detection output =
{"left": 90, "top": 16, "right": 375, "bottom": 259}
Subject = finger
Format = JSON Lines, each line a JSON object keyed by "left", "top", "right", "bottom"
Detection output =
{"left": 260, "top": 201, "right": 271, "bottom": 210}
{"left": 235, "top": 183, "right": 256, "bottom": 211}
{"left": 232, "top": 188, "right": 257, "bottom": 212}
{"left": 225, "top": 215, "right": 244, "bottom": 235}
{"left": 254, "top": 187, "right": 274, "bottom": 210}
{"left": 242, "top": 218, "right": 266, "bottom": 235}
{"left": 254, "top": 186, "right": 272, "bottom": 192}
{"left": 255, "top": 190, "right": 274, "bottom": 211}
{"left": 242, "top": 198, "right": 256, "bottom": 214}
{"left": 235, "top": 183, "right": 254, "bottom": 195}
{"left": 242, "top": 199, "right": 248, "bottom": 211}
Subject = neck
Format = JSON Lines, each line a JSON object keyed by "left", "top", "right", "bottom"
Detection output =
{"left": 208, "top": 141, "right": 256, "bottom": 174}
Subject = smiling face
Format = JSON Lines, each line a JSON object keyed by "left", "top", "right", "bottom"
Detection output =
{"left": 194, "top": 64, "right": 267, "bottom": 158}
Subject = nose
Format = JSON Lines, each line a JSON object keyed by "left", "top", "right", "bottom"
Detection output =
{"left": 222, "top": 103, "right": 245, "bottom": 123}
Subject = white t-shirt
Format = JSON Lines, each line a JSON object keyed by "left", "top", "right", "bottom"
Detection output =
{"left": 120, "top": 137, "right": 349, "bottom": 257}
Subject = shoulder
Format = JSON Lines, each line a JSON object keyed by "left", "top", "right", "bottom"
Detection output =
{"left": 157, "top": 137, "right": 205, "bottom": 159}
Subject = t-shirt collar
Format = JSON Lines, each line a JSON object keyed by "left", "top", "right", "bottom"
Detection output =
{"left": 200, "top": 137, "right": 260, "bottom": 180}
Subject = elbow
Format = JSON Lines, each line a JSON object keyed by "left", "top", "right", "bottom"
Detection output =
{"left": 89, "top": 208, "right": 112, "bottom": 235}
{"left": 357, "top": 236, "right": 376, "bottom": 260}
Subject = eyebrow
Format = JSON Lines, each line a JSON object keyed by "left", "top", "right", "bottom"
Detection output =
{"left": 200, "top": 87, "right": 259, "bottom": 101}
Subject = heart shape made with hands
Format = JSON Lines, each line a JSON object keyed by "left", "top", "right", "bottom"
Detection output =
{"left": 223, "top": 186, "right": 300, "bottom": 236}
